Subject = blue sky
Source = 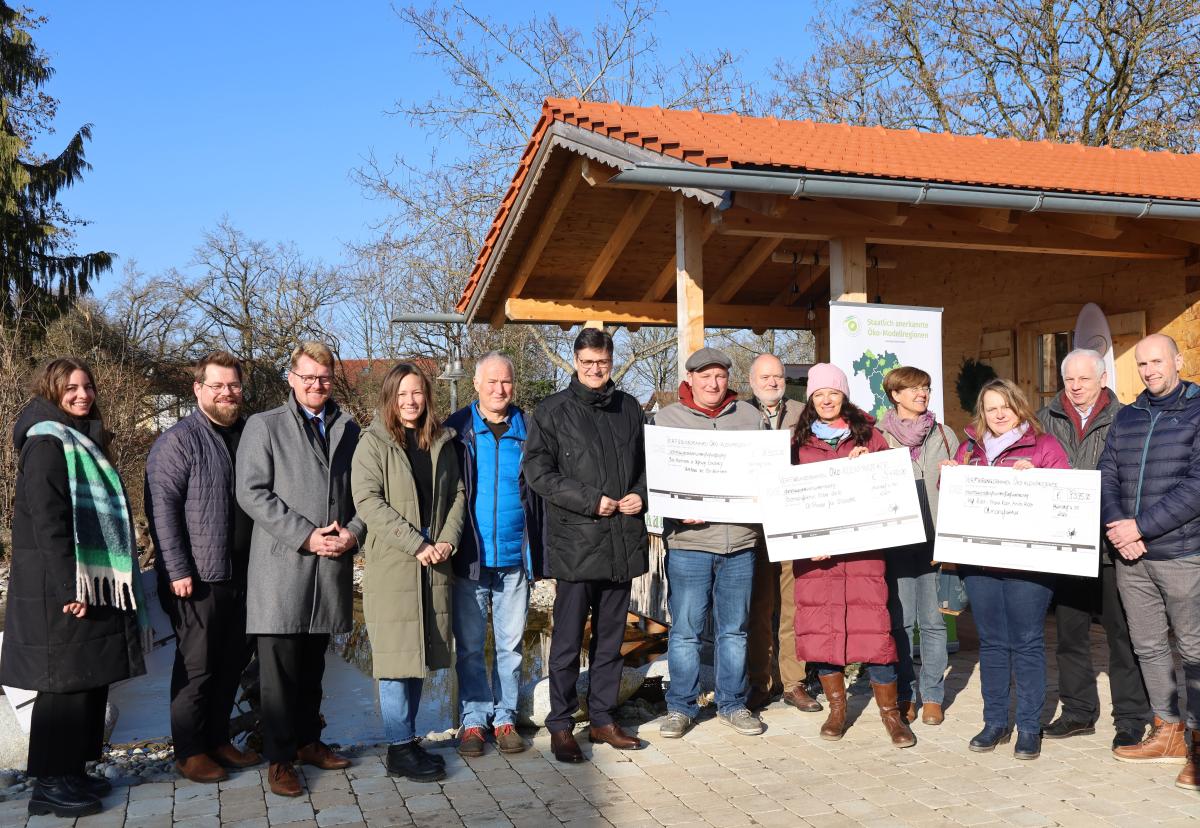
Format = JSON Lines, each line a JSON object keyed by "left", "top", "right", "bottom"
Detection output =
{"left": 30, "top": 1, "right": 816, "bottom": 295}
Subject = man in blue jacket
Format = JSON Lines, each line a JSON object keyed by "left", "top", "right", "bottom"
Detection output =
{"left": 445, "top": 351, "right": 543, "bottom": 758}
{"left": 1099, "top": 334, "right": 1200, "bottom": 789}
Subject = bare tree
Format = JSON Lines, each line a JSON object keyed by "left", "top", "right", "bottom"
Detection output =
{"left": 775, "top": 0, "right": 1200, "bottom": 150}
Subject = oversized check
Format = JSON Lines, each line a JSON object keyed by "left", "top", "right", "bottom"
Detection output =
{"left": 934, "top": 465, "right": 1100, "bottom": 577}
{"left": 645, "top": 425, "right": 790, "bottom": 522}
{"left": 761, "top": 448, "right": 925, "bottom": 561}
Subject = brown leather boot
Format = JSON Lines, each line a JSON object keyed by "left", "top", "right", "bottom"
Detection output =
{"left": 783, "top": 683, "right": 823, "bottom": 713}
{"left": 873, "top": 682, "right": 917, "bottom": 748}
{"left": 175, "top": 753, "right": 228, "bottom": 784}
{"left": 818, "top": 672, "right": 847, "bottom": 741}
{"left": 898, "top": 700, "right": 918, "bottom": 723}
{"left": 1176, "top": 731, "right": 1200, "bottom": 789}
{"left": 921, "top": 703, "right": 945, "bottom": 726}
{"left": 1113, "top": 716, "right": 1188, "bottom": 763}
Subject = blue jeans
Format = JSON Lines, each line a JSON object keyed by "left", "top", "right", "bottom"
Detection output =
{"left": 452, "top": 566, "right": 530, "bottom": 729}
{"left": 379, "top": 677, "right": 423, "bottom": 744}
{"left": 887, "top": 547, "right": 948, "bottom": 704}
{"left": 665, "top": 547, "right": 755, "bottom": 717}
{"left": 812, "top": 662, "right": 897, "bottom": 684}
{"left": 964, "top": 570, "right": 1055, "bottom": 732}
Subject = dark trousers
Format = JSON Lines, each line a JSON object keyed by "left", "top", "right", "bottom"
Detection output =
{"left": 28, "top": 686, "right": 108, "bottom": 777}
{"left": 547, "top": 579, "right": 631, "bottom": 732}
{"left": 964, "top": 570, "right": 1055, "bottom": 733}
{"left": 1055, "top": 565, "right": 1151, "bottom": 730}
{"left": 257, "top": 633, "right": 329, "bottom": 763}
{"left": 161, "top": 578, "right": 254, "bottom": 760}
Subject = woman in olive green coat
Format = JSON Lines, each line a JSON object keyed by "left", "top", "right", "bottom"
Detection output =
{"left": 351, "top": 363, "right": 465, "bottom": 782}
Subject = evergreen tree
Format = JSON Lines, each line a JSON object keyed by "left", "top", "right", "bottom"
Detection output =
{"left": 1, "top": 1, "right": 111, "bottom": 327}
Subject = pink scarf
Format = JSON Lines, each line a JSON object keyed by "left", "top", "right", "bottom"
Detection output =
{"left": 880, "top": 409, "right": 935, "bottom": 460}
{"left": 982, "top": 422, "right": 1028, "bottom": 465}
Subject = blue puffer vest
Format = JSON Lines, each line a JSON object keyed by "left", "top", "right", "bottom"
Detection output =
{"left": 1099, "top": 381, "right": 1200, "bottom": 561}
{"left": 445, "top": 403, "right": 543, "bottom": 580}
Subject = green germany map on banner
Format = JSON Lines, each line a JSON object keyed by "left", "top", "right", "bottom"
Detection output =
{"left": 852, "top": 350, "right": 902, "bottom": 420}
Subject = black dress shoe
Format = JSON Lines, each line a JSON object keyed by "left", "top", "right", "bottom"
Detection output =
{"left": 385, "top": 742, "right": 446, "bottom": 783}
{"left": 1043, "top": 717, "right": 1095, "bottom": 739}
{"left": 1014, "top": 730, "right": 1042, "bottom": 759}
{"left": 550, "top": 728, "right": 586, "bottom": 763}
{"left": 1113, "top": 725, "right": 1147, "bottom": 749}
{"left": 968, "top": 725, "right": 1013, "bottom": 752}
{"left": 78, "top": 772, "right": 112, "bottom": 797}
{"left": 28, "top": 776, "right": 101, "bottom": 818}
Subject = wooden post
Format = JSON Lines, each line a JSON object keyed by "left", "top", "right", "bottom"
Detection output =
{"left": 583, "top": 320, "right": 605, "bottom": 329}
{"left": 676, "top": 196, "right": 705, "bottom": 382}
{"left": 829, "top": 237, "right": 868, "bottom": 302}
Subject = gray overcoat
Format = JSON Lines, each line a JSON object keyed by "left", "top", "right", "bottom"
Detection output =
{"left": 236, "top": 395, "right": 366, "bottom": 635}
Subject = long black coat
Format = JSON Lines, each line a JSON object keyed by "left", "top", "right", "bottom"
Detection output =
{"left": 522, "top": 376, "right": 649, "bottom": 583}
{"left": 0, "top": 397, "right": 146, "bottom": 693}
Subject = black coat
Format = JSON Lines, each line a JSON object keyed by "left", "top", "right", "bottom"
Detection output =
{"left": 1099, "top": 381, "right": 1200, "bottom": 561}
{"left": 522, "top": 376, "right": 649, "bottom": 583}
{"left": 0, "top": 397, "right": 146, "bottom": 693}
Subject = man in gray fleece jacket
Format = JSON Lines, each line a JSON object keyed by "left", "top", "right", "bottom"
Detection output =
{"left": 653, "top": 347, "right": 765, "bottom": 740}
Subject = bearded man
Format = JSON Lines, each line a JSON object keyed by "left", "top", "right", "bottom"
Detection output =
{"left": 145, "top": 351, "right": 260, "bottom": 783}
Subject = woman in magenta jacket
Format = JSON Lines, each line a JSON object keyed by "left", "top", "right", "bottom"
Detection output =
{"left": 791, "top": 363, "right": 915, "bottom": 749}
{"left": 947, "top": 378, "right": 1070, "bottom": 761}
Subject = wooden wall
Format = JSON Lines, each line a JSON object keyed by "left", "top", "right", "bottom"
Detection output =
{"left": 866, "top": 247, "right": 1200, "bottom": 433}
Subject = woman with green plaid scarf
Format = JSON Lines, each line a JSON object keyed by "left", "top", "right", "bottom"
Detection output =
{"left": 1, "top": 357, "right": 148, "bottom": 819}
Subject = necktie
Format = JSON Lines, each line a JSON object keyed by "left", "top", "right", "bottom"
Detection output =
{"left": 310, "top": 415, "right": 328, "bottom": 454}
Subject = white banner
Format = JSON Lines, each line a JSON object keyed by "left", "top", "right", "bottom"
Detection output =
{"left": 830, "top": 301, "right": 944, "bottom": 422}
{"left": 762, "top": 448, "right": 925, "bottom": 561}
{"left": 934, "top": 465, "right": 1101, "bottom": 577}
{"left": 644, "top": 425, "right": 791, "bottom": 523}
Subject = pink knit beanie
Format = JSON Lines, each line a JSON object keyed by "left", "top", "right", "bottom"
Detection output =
{"left": 807, "top": 363, "right": 850, "bottom": 397}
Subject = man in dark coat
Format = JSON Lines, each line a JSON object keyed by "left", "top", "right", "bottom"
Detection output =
{"left": 145, "top": 351, "right": 259, "bottom": 783}
{"left": 236, "top": 341, "right": 365, "bottom": 797}
{"left": 1100, "top": 334, "right": 1200, "bottom": 790}
{"left": 1037, "top": 348, "right": 1150, "bottom": 749}
{"left": 523, "top": 328, "right": 649, "bottom": 763}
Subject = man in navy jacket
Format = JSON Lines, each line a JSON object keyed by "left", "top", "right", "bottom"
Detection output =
{"left": 1099, "top": 334, "right": 1200, "bottom": 789}
{"left": 445, "top": 351, "right": 543, "bottom": 758}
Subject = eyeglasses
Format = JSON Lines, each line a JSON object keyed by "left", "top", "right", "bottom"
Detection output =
{"left": 906, "top": 386, "right": 932, "bottom": 394}
{"left": 578, "top": 359, "right": 612, "bottom": 371}
{"left": 200, "top": 382, "right": 243, "bottom": 393}
{"left": 291, "top": 372, "right": 333, "bottom": 387}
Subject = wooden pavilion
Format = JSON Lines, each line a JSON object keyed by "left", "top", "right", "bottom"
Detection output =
{"left": 456, "top": 98, "right": 1200, "bottom": 429}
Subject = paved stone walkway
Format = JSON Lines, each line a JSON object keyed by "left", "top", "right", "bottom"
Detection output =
{"left": 5, "top": 619, "right": 1200, "bottom": 827}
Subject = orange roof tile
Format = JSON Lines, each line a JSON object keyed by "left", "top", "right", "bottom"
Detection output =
{"left": 457, "top": 98, "right": 1200, "bottom": 312}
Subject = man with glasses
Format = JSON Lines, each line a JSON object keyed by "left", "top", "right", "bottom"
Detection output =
{"left": 146, "top": 351, "right": 260, "bottom": 784}
{"left": 237, "top": 341, "right": 365, "bottom": 797}
{"left": 523, "top": 328, "right": 650, "bottom": 763}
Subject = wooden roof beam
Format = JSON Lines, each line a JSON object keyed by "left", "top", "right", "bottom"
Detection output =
{"left": 506, "top": 297, "right": 814, "bottom": 330}
{"left": 933, "top": 206, "right": 1019, "bottom": 233}
{"left": 488, "top": 156, "right": 586, "bottom": 328}
{"left": 710, "top": 237, "right": 784, "bottom": 304}
{"left": 581, "top": 158, "right": 618, "bottom": 187}
{"left": 1040, "top": 213, "right": 1125, "bottom": 239}
{"left": 770, "top": 265, "right": 829, "bottom": 307}
{"left": 831, "top": 199, "right": 910, "bottom": 226}
{"left": 575, "top": 190, "right": 658, "bottom": 299}
{"left": 1156, "top": 220, "right": 1200, "bottom": 246}
{"left": 641, "top": 211, "right": 718, "bottom": 301}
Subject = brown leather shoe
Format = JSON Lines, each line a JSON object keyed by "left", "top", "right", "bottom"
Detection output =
{"left": 210, "top": 742, "right": 261, "bottom": 769}
{"left": 494, "top": 724, "right": 527, "bottom": 754}
{"left": 458, "top": 726, "right": 487, "bottom": 758}
{"left": 267, "top": 762, "right": 303, "bottom": 797}
{"left": 296, "top": 741, "right": 351, "bottom": 770}
{"left": 550, "top": 728, "right": 586, "bottom": 763}
{"left": 873, "top": 682, "right": 916, "bottom": 748}
{"left": 921, "top": 703, "right": 945, "bottom": 726}
{"left": 588, "top": 723, "right": 641, "bottom": 750}
{"left": 1113, "top": 716, "right": 1188, "bottom": 763}
{"left": 818, "top": 673, "right": 847, "bottom": 740}
{"left": 783, "top": 684, "right": 823, "bottom": 713}
{"left": 898, "top": 700, "right": 918, "bottom": 723}
{"left": 1176, "top": 731, "right": 1200, "bottom": 789}
{"left": 175, "top": 752, "right": 228, "bottom": 784}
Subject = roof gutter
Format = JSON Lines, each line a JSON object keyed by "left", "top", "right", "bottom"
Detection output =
{"left": 612, "top": 163, "right": 1200, "bottom": 220}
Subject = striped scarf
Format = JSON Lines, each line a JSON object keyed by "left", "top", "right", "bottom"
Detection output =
{"left": 26, "top": 420, "right": 152, "bottom": 651}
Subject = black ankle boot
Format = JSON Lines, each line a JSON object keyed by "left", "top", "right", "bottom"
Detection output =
{"left": 385, "top": 742, "right": 446, "bottom": 783}
{"left": 414, "top": 741, "right": 446, "bottom": 768}
{"left": 78, "top": 772, "right": 113, "bottom": 797}
{"left": 28, "top": 776, "right": 101, "bottom": 818}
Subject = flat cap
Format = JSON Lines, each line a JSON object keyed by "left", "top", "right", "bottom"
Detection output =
{"left": 685, "top": 347, "right": 732, "bottom": 372}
